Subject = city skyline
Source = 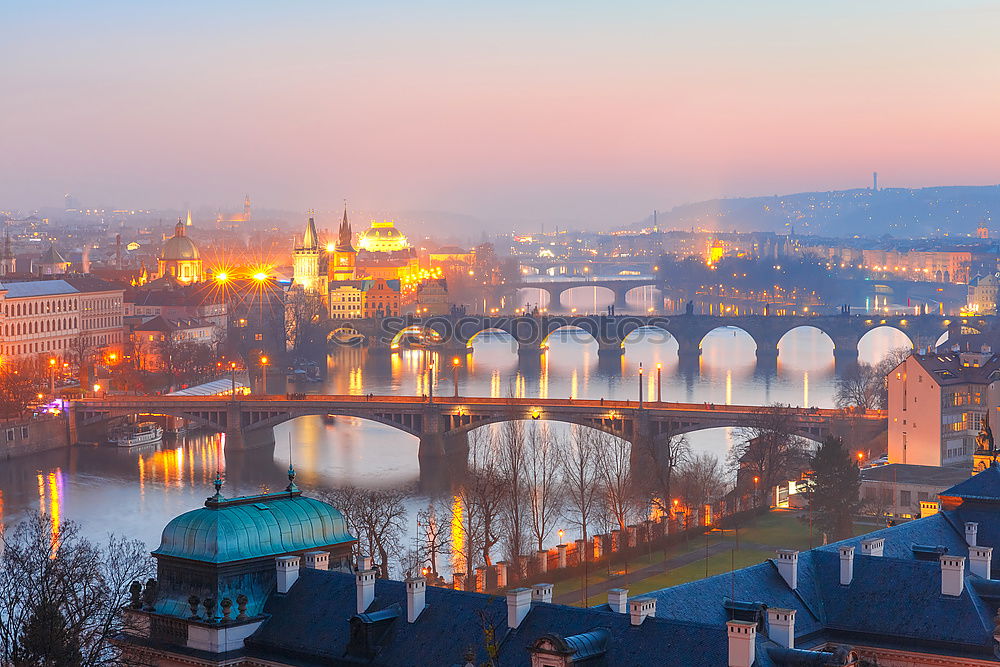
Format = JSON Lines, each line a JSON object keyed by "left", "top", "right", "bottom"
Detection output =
{"left": 4, "top": 1, "right": 1000, "bottom": 228}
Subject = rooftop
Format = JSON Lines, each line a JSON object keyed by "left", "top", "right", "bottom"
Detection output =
{"left": 860, "top": 463, "right": 972, "bottom": 486}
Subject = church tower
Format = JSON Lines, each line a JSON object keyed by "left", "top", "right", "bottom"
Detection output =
{"left": 243, "top": 194, "right": 252, "bottom": 222}
{"left": 292, "top": 215, "right": 324, "bottom": 294}
{"left": 0, "top": 233, "right": 14, "bottom": 276}
{"left": 330, "top": 206, "right": 357, "bottom": 282}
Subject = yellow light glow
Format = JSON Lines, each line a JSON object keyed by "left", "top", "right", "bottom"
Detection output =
{"left": 253, "top": 272, "right": 268, "bottom": 281}
{"left": 215, "top": 272, "right": 229, "bottom": 283}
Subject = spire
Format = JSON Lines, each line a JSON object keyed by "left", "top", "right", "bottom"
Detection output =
{"left": 302, "top": 215, "right": 319, "bottom": 250}
{"left": 185, "top": 209, "right": 192, "bottom": 227}
{"left": 243, "top": 194, "right": 251, "bottom": 219}
{"left": 335, "top": 203, "right": 355, "bottom": 252}
{"left": 175, "top": 218, "right": 185, "bottom": 237}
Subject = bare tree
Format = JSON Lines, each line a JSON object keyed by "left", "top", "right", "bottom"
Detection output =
{"left": 676, "top": 453, "right": 728, "bottom": 519}
{"left": 284, "top": 289, "right": 328, "bottom": 352}
{"left": 635, "top": 426, "right": 691, "bottom": 520}
{"left": 595, "top": 431, "right": 640, "bottom": 533}
{"left": 0, "top": 513, "right": 153, "bottom": 667}
{"left": 322, "top": 486, "right": 408, "bottom": 578}
{"left": 0, "top": 361, "right": 44, "bottom": 418}
{"left": 415, "top": 502, "right": 451, "bottom": 581}
{"left": 730, "top": 404, "right": 807, "bottom": 506}
{"left": 526, "top": 424, "right": 563, "bottom": 552}
{"left": 452, "top": 430, "right": 506, "bottom": 581}
{"left": 496, "top": 419, "right": 529, "bottom": 577}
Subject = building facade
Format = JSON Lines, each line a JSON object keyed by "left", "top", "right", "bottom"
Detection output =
{"left": 292, "top": 216, "right": 324, "bottom": 294}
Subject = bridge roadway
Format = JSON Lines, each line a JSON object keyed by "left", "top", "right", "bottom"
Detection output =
{"left": 71, "top": 394, "right": 885, "bottom": 460}
{"left": 326, "top": 313, "right": 996, "bottom": 368}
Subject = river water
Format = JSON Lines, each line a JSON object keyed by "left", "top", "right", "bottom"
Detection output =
{"left": 0, "top": 290, "right": 909, "bottom": 562}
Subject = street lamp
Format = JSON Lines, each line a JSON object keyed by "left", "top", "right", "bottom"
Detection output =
{"left": 558, "top": 529, "right": 565, "bottom": 544}
{"left": 259, "top": 355, "right": 269, "bottom": 394}
{"left": 753, "top": 475, "right": 760, "bottom": 508}
{"left": 452, "top": 357, "right": 460, "bottom": 398}
{"left": 638, "top": 363, "right": 644, "bottom": 406}
{"left": 229, "top": 361, "right": 238, "bottom": 400}
{"left": 48, "top": 358, "right": 56, "bottom": 396}
{"left": 428, "top": 360, "right": 435, "bottom": 403}
{"left": 656, "top": 362, "right": 662, "bottom": 403}
{"left": 93, "top": 383, "right": 102, "bottom": 398}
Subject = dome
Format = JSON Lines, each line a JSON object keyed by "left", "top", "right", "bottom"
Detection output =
{"left": 162, "top": 235, "right": 199, "bottom": 260}
{"left": 358, "top": 220, "right": 409, "bottom": 252}
{"left": 152, "top": 491, "right": 353, "bottom": 564}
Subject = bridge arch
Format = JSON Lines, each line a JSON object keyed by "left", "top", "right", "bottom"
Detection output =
{"left": 464, "top": 327, "right": 517, "bottom": 351}
{"left": 775, "top": 325, "right": 836, "bottom": 367}
{"left": 858, "top": 325, "right": 914, "bottom": 364}
{"left": 541, "top": 323, "right": 600, "bottom": 350}
{"left": 699, "top": 326, "right": 758, "bottom": 358}
{"left": 554, "top": 284, "right": 616, "bottom": 311}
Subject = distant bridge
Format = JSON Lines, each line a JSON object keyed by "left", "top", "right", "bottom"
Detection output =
{"left": 325, "top": 313, "right": 994, "bottom": 366}
{"left": 71, "top": 395, "right": 885, "bottom": 461}
{"left": 512, "top": 277, "right": 661, "bottom": 310}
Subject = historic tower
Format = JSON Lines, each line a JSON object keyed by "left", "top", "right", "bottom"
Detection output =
{"left": 330, "top": 206, "right": 357, "bottom": 282}
{"left": 292, "top": 215, "right": 324, "bottom": 293}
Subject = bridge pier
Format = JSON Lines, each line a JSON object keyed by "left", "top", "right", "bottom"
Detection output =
{"left": 833, "top": 346, "right": 859, "bottom": 372}
{"left": 517, "top": 340, "right": 546, "bottom": 357}
{"left": 755, "top": 345, "right": 779, "bottom": 372}
{"left": 596, "top": 341, "right": 625, "bottom": 357}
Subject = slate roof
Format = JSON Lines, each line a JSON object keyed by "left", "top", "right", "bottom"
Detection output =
{"left": 910, "top": 350, "right": 1000, "bottom": 386}
{"left": 860, "top": 463, "right": 971, "bottom": 487}
{"left": 941, "top": 463, "right": 1000, "bottom": 502}
{"left": 0, "top": 279, "right": 77, "bottom": 297}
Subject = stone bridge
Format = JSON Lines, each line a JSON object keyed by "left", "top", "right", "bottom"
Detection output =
{"left": 71, "top": 395, "right": 885, "bottom": 466}
{"left": 512, "top": 277, "right": 661, "bottom": 310}
{"left": 325, "top": 313, "right": 994, "bottom": 367}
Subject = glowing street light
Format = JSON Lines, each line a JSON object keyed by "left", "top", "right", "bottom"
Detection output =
{"left": 215, "top": 272, "right": 229, "bottom": 283}
{"left": 452, "top": 357, "right": 461, "bottom": 398}
{"left": 656, "top": 362, "right": 662, "bottom": 402}
{"left": 558, "top": 529, "right": 565, "bottom": 544}
{"left": 638, "top": 363, "right": 644, "bottom": 406}
{"left": 252, "top": 272, "right": 268, "bottom": 282}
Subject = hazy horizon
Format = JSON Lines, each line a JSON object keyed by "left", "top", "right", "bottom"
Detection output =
{"left": 4, "top": 1, "right": 1000, "bottom": 230}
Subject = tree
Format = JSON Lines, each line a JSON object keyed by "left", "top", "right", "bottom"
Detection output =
{"left": 805, "top": 437, "right": 861, "bottom": 541}
{"left": 455, "top": 431, "right": 506, "bottom": 577}
{"left": 415, "top": 502, "right": 451, "bottom": 582}
{"left": 496, "top": 419, "right": 528, "bottom": 577}
{"left": 634, "top": 425, "right": 690, "bottom": 519}
{"left": 559, "top": 428, "right": 602, "bottom": 603}
{"left": 0, "top": 513, "right": 152, "bottom": 667}
{"left": 526, "top": 424, "right": 563, "bottom": 552}
{"left": 836, "top": 347, "right": 911, "bottom": 411}
{"left": 595, "top": 431, "right": 639, "bottom": 534}
{"left": 285, "top": 289, "right": 328, "bottom": 352}
{"left": 169, "top": 342, "right": 217, "bottom": 384}
{"left": 676, "top": 453, "right": 728, "bottom": 519}
{"left": 323, "top": 486, "right": 407, "bottom": 578}
{"left": 14, "top": 599, "right": 82, "bottom": 667}
{"left": 730, "top": 404, "right": 806, "bottom": 506}
{"left": 0, "top": 362, "right": 44, "bottom": 418}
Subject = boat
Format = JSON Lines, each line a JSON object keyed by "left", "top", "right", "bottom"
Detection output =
{"left": 110, "top": 422, "right": 164, "bottom": 448}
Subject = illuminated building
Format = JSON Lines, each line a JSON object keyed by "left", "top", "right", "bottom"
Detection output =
{"left": 132, "top": 315, "right": 216, "bottom": 371}
{"left": 329, "top": 208, "right": 357, "bottom": 282}
{"left": 355, "top": 220, "right": 420, "bottom": 283}
{"left": 707, "top": 239, "right": 724, "bottom": 265}
{"left": 157, "top": 220, "right": 203, "bottom": 284}
{"left": 361, "top": 278, "right": 401, "bottom": 318}
{"left": 34, "top": 244, "right": 69, "bottom": 275}
{"left": 216, "top": 194, "right": 252, "bottom": 229}
{"left": 967, "top": 273, "right": 1000, "bottom": 315}
{"left": 0, "top": 235, "right": 14, "bottom": 276}
{"left": 358, "top": 220, "right": 408, "bottom": 253}
{"left": 328, "top": 282, "right": 364, "bottom": 318}
{"left": 292, "top": 215, "right": 325, "bottom": 295}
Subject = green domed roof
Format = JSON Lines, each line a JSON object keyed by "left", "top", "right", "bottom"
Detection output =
{"left": 161, "top": 222, "right": 200, "bottom": 261}
{"left": 153, "top": 489, "right": 353, "bottom": 564}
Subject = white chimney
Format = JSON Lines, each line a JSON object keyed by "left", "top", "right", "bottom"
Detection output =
{"left": 970, "top": 546, "right": 992, "bottom": 579}
{"left": 727, "top": 620, "right": 757, "bottom": 667}
{"left": 507, "top": 588, "right": 531, "bottom": 629}
{"left": 303, "top": 550, "right": 329, "bottom": 570}
{"left": 966, "top": 522, "right": 979, "bottom": 547}
{"left": 608, "top": 588, "right": 628, "bottom": 614}
{"left": 531, "top": 583, "right": 553, "bottom": 604}
{"left": 774, "top": 549, "right": 799, "bottom": 590}
{"left": 276, "top": 555, "right": 300, "bottom": 594}
{"left": 940, "top": 555, "right": 965, "bottom": 596}
{"left": 629, "top": 597, "right": 656, "bottom": 626}
{"left": 861, "top": 537, "right": 884, "bottom": 557}
{"left": 766, "top": 608, "right": 795, "bottom": 649}
{"left": 405, "top": 575, "right": 426, "bottom": 623}
{"left": 839, "top": 546, "right": 855, "bottom": 585}
{"left": 356, "top": 558, "right": 376, "bottom": 613}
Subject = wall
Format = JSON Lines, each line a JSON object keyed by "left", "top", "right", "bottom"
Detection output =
{"left": 0, "top": 414, "right": 69, "bottom": 460}
{"left": 888, "top": 356, "right": 943, "bottom": 465}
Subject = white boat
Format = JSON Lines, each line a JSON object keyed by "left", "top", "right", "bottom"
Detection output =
{"left": 110, "top": 422, "right": 164, "bottom": 448}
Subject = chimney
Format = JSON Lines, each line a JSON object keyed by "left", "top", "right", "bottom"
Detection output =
{"left": 774, "top": 549, "right": 799, "bottom": 589}
{"left": 861, "top": 537, "right": 884, "bottom": 557}
{"left": 839, "top": 546, "right": 855, "bottom": 585}
{"left": 966, "top": 522, "right": 979, "bottom": 547}
{"left": 405, "top": 575, "right": 426, "bottom": 623}
{"left": 629, "top": 597, "right": 656, "bottom": 626}
{"left": 531, "top": 583, "right": 553, "bottom": 604}
{"left": 303, "top": 551, "right": 329, "bottom": 570}
{"left": 940, "top": 555, "right": 965, "bottom": 596}
{"left": 766, "top": 608, "right": 795, "bottom": 649}
{"left": 970, "top": 546, "right": 992, "bottom": 579}
{"left": 495, "top": 561, "right": 508, "bottom": 589}
{"left": 356, "top": 557, "right": 376, "bottom": 613}
{"left": 727, "top": 620, "right": 757, "bottom": 667}
{"left": 276, "top": 555, "right": 300, "bottom": 594}
{"left": 608, "top": 588, "right": 628, "bottom": 614}
{"left": 507, "top": 588, "right": 531, "bottom": 629}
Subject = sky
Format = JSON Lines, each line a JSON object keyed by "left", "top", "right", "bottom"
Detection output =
{"left": 2, "top": 0, "right": 1000, "bottom": 230}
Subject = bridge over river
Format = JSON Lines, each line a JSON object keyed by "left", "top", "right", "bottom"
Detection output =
{"left": 71, "top": 394, "right": 885, "bottom": 467}
{"left": 327, "top": 313, "right": 994, "bottom": 368}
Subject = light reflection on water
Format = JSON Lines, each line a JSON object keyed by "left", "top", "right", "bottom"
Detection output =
{"left": 0, "top": 316, "right": 907, "bottom": 558}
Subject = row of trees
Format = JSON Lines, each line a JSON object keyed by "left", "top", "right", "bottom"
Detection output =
{"left": 834, "top": 346, "right": 911, "bottom": 411}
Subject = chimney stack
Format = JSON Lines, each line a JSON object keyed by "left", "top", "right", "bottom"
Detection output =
{"left": 531, "top": 583, "right": 553, "bottom": 604}
{"left": 839, "top": 546, "right": 855, "bottom": 585}
{"left": 356, "top": 557, "right": 376, "bottom": 613}
{"left": 970, "top": 546, "right": 992, "bottom": 579}
{"left": 766, "top": 608, "right": 795, "bottom": 649}
{"left": 276, "top": 555, "right": 300, "bottom": 594}
{"left": 608, "top": 588, "right": 628, "bottom": 614}
{"left": 303, "top": 551, "right": 329, "bottom": 570}
{"left": 774, "top": 549, "right": 799, "bottom": 590}
{"left": 405, "top": 575, "right": 426, "bottom": 623}
{"left": 861, "top": 537, "right": 884, "bottom": 557}
{"left": 726, "top": 620, "right": 757, "bottom": 667}
{"left": 966, "top": 522, "right": 979, "bottom": 547}
{"left": 940, "top": 555, "right": 965, "bottom": 596}
{"left": 507, "top": 588, "right": 531, "bottom": 629}
{"left": 629, "top": 598, "right": 656, "bottom": 626}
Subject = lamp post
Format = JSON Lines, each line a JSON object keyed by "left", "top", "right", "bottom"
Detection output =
{"left": 638, "top": 363, "right": 643, "bottom": 406}
{"left": 428, "top": 359, "right": 435, "bottom": 403}
{"left": 48, "top": 358, "right": 56, "bottom": 396}
{"left": 656, "top": 362, "right": 662, "bottom": 403}
{"left": 259, "top": 355, "right": 269, "bottom": 394}
{"left": 229, "top": 361, "right": 238, "bottom": 400}
{"left": 452, "top": 357, "right": 460, "bottom": 398}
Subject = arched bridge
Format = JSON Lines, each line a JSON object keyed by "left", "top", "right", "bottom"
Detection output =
{"left": 325, "top": 313, "right": 995, "bottom": 367}
{"left": 512, "top": 277, "right": 661, "bottom": 310}
{"left": 70, "top": 394, "right": 885, "bottom": 460}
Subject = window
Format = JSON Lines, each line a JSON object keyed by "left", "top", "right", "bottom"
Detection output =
{"left": 20, "top": 426, "right": 27, "bottom": 438}
{"left": 5, "top": 429, "right": 13, "bottom": 442}
{"left": 900, "top": 490, "right": 911, "bottom": 506}
{"left": 255, "top": 334, "right": 263, "bottom": 341}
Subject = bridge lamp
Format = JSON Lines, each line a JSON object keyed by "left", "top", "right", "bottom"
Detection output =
{"left": 260, "top": 355, "right": 269, "bottom": 365}
{"left": 558, "top": 529, "right": 564, "bottom": 543}
{"left": 531, "top": 408, "right": 541, "bottom": 420}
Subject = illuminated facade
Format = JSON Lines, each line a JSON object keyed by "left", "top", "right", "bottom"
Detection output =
{"left": 158, "top": 221, "right": 203, "bottom": 284}
{"left": 216, "top": 194, "right": 252, "bottom": 228}
{"left": 358, "top": 220, "right": 408, "bottom": 253}
{"left": 329, "top": 208, "right": 357, "bottom": 282}
{"left": 967, "top": 273, "right": 1000, "bottom": 315}
{"left": 292, "top": 216, "right": 325, "bottom": 294}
